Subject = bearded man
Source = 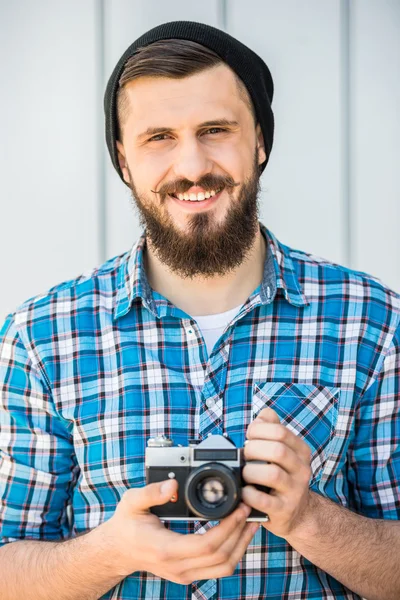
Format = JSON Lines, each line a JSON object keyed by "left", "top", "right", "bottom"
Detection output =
{"left": 0, "top": 21, "right": 399, "bottom": 600}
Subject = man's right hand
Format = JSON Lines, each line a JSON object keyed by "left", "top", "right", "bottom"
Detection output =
{"left": 101, "top": 478, "right": 259, "bottom": 585}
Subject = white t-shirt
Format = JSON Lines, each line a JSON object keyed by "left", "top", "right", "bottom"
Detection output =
{"left": 191, "top": 305, "right": 242, "bottom": 356}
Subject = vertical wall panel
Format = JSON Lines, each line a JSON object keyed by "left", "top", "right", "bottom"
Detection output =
{"left": 228, "top": 0, "right": 345, "bottom": 265}
{"left": 2, "top": 2, "right": 398, "bottom": 324}
{"left": 103, "top": 0, "right": 221, "bottom": 260}
{"left": 0, "top": 0, "right": 100, "bottom": 320}
{"left": 351, "top": 0, "right": 400, "bottom": 291}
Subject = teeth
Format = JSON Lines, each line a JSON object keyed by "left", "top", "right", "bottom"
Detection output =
{"left": 175, "top": 189, "right": 222, "bottom": 202}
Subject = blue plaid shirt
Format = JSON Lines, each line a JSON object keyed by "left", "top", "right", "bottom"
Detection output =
{"left": 1, "top": 222, "right": 399, "bottom": 600}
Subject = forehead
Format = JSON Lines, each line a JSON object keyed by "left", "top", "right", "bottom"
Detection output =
{"left": 122, "top": 63, "right": 249, "bottom": 132}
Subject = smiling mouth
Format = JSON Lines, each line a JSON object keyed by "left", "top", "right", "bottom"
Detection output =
{"left": 169, "top": 188, "right": 223, "bottom": 202}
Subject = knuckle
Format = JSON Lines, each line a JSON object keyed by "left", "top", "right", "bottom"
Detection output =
{"left": 275, "top": 444, "right": 287, "bottom": 462}
{"left": 177, "top": 574, "right": 192, "bottom": 585}
{"left": 215, "top": 548, "right": 229, "bottom": 563}
{"left": 259, "top": 407, "right": 271, "bottom": 418}
{"left": 301, "top": 442, "right": 312, "bottom": 461}
{"left": 228, "top": 559, "right": 238, "bottom": 574}
{"left": 242, "top": 464, "right": 251, "bottom": 481}
{"left": 156, "top": 546, "right": 169, "bottom": 563}
{"left": 276, "top": 426, "right": 288, "bottom": 443}
{"left": 204, "top": 538, "right": 218, "bottom": 554}
{"left": 220, "top": 563, "right": 235, "bottom": 577}
{"left": 170, "top": 568, "right": 182, "bottom": 581}
{"left": 302, "top": 465, "right": 312, "bottom": 483}
{"left": 268, "top": 464, "right": 281, "bottom": 484}
{"left": 257, "top": 491, "right": 270, "bottom": 512}
{"left": 243, "top": 443, "right": 251, "bottom": 458}
{"left": 121, "top": 487, "right": 136, "bottom": 502}
{"left": 119, "top": 488, "right": 138, "bottom": 512}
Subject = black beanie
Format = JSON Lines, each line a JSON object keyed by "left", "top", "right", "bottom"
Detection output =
{"left": 104, "top": 20, "right": 274, "bottom": 187}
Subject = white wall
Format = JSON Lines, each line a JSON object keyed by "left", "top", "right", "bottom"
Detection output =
{"left": 351, "top": 0, "right": 400, "bottom": 288}
{"left": 1, "top": 0, "right": 399, "bottom": 322}
{"left": 0, "top": 0, "right": 101, "bottom": 318}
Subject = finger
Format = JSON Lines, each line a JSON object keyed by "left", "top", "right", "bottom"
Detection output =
{"left": 177, "top": 507, "right": 251, "bottom": 571}
{"left": 180, "top": 521, "right": 258, "bottom": 584}
{"left": 244, "top": 439, "right": 304, "bottom": 475}
{"left": 255, "top": 407, "right": 280, "bottom": 423}
{"left": 163, "top": 502, "right": 250, "bottom": 561}
{"left": 241, "top": 484, "right": 283, "bottom": 515}
{"left": 243, "top": 461, "right": 291, "bottom": 492}
{"left": 246, "top": 421, "right": 311, "bottom": 464}
{"left": 123, "top": 479, "right": 179, "bottom": 514}
{"left": 223, "top": 521, "right": 259, "bottom": 568}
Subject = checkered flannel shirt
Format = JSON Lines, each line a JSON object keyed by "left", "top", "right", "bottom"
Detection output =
{"left": 1, "top": 222, "right": 399, "bottom": 599}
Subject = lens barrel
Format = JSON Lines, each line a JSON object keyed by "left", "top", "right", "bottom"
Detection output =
{"left": 185, "top": 462, "right": 240, "bottom": 519}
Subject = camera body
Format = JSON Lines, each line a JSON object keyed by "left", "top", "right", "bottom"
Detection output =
{"left": 145, "top": 434, "right": 270, "bottom": 521}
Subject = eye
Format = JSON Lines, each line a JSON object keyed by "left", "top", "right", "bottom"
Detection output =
{"left": 203, "top": 127, "right": 227, "bottom": 135}
{"left": 148, "top": 134, "right": 171, "bottom": 142}
{"left": 147, "top": 128, "right": 228, "bottom": 142}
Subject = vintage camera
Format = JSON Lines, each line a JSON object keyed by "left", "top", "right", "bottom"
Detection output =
{"left": 145, "top": 434, "right": 270, "bottom": 521}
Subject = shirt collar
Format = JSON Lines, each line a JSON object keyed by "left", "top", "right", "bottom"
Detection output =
{"left": 259, "top": 223, "right": 309, "bottom": 308}
{"left": 114, "top": 221, "right": 309, "bottom": 321}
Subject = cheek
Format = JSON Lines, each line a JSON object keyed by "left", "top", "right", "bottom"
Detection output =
{"left": 128, "top": 153, "right": 168, "bottom": 194}
{"left": 208, "top": 140, "right": 253, "bottom": 178}
{"left": 140, "top": 151, "right": 172, "bottom": 173}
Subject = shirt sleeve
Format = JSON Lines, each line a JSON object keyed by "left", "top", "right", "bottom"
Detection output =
{"left": 0, "top": 313, "right": 79, "bottom": 547}
{"left": 347, "top": 321, "right": 400, "bottom": 519}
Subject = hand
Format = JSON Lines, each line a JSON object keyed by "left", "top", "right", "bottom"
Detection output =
{"left": 242, "top": 407, "right": 313, "bottom": 539}
{"left": 102, "top": 479, "right": 259, "bottom": 585}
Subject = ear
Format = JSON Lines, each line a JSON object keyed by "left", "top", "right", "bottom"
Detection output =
{"left": 116, "top": 141, "right": 131, "bottom": 185}
{"left": 256, "top": 124, "right": 267, "bottom": 166}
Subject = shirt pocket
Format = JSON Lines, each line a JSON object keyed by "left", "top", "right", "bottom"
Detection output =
{"left": 252, "top": 382, "right": 340, "bottom": 484}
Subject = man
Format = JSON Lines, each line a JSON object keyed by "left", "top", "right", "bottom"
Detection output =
{"left": 0, "top": 20, "right": 399, "bottom": 600}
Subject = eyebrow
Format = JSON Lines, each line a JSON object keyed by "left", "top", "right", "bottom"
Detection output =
{"left": 137, "top": 119, "right": 240, "bottom": 140}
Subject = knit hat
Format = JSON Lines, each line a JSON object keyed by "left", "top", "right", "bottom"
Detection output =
{"left": 104, "top": 20, "right": 274, "bottom": 187}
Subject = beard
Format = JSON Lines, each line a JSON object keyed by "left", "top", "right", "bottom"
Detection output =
{"left": 126, "top": 151, "right": 261, "bottom": 279}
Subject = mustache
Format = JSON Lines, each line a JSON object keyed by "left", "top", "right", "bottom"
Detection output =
{"left": 151, "top": 173, "right": 240, "bottom": 196}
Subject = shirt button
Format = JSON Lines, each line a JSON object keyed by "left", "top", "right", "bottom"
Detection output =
{"left": 206, "top": 398, "right": 215, "bottom": 408}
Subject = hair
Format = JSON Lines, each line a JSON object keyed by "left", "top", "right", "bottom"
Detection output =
{"left": 116, "top": 39, "right": 256, "bottom": 140}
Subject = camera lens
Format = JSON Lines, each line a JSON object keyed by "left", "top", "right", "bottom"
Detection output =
{"left": 185, "top": 463, "right": 240, "bottom": 520}
{"left": 199, "top": 477, "right": 225, "bottom": 507}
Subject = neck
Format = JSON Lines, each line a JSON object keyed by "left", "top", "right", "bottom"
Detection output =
{"left": 143, "top": 224, "right": 267, "bottom": 316}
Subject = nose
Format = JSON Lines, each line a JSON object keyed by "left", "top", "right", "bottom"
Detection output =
{"left": 171, "top": 136, "right": 212, "bottom": 184}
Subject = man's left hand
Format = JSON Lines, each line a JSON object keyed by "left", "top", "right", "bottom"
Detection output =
{"left": 242, "top": 407, "right": 313, "bottom": 538}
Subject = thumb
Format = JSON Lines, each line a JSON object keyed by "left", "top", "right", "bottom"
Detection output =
{"left": 158, "top": 478, "right": 178, "bottom": 503}
{"left": 255, "top": 407, "right": 280, "bottom": 424}
{"left": 124, "top": 479, "right": 178, "bottom": 513}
